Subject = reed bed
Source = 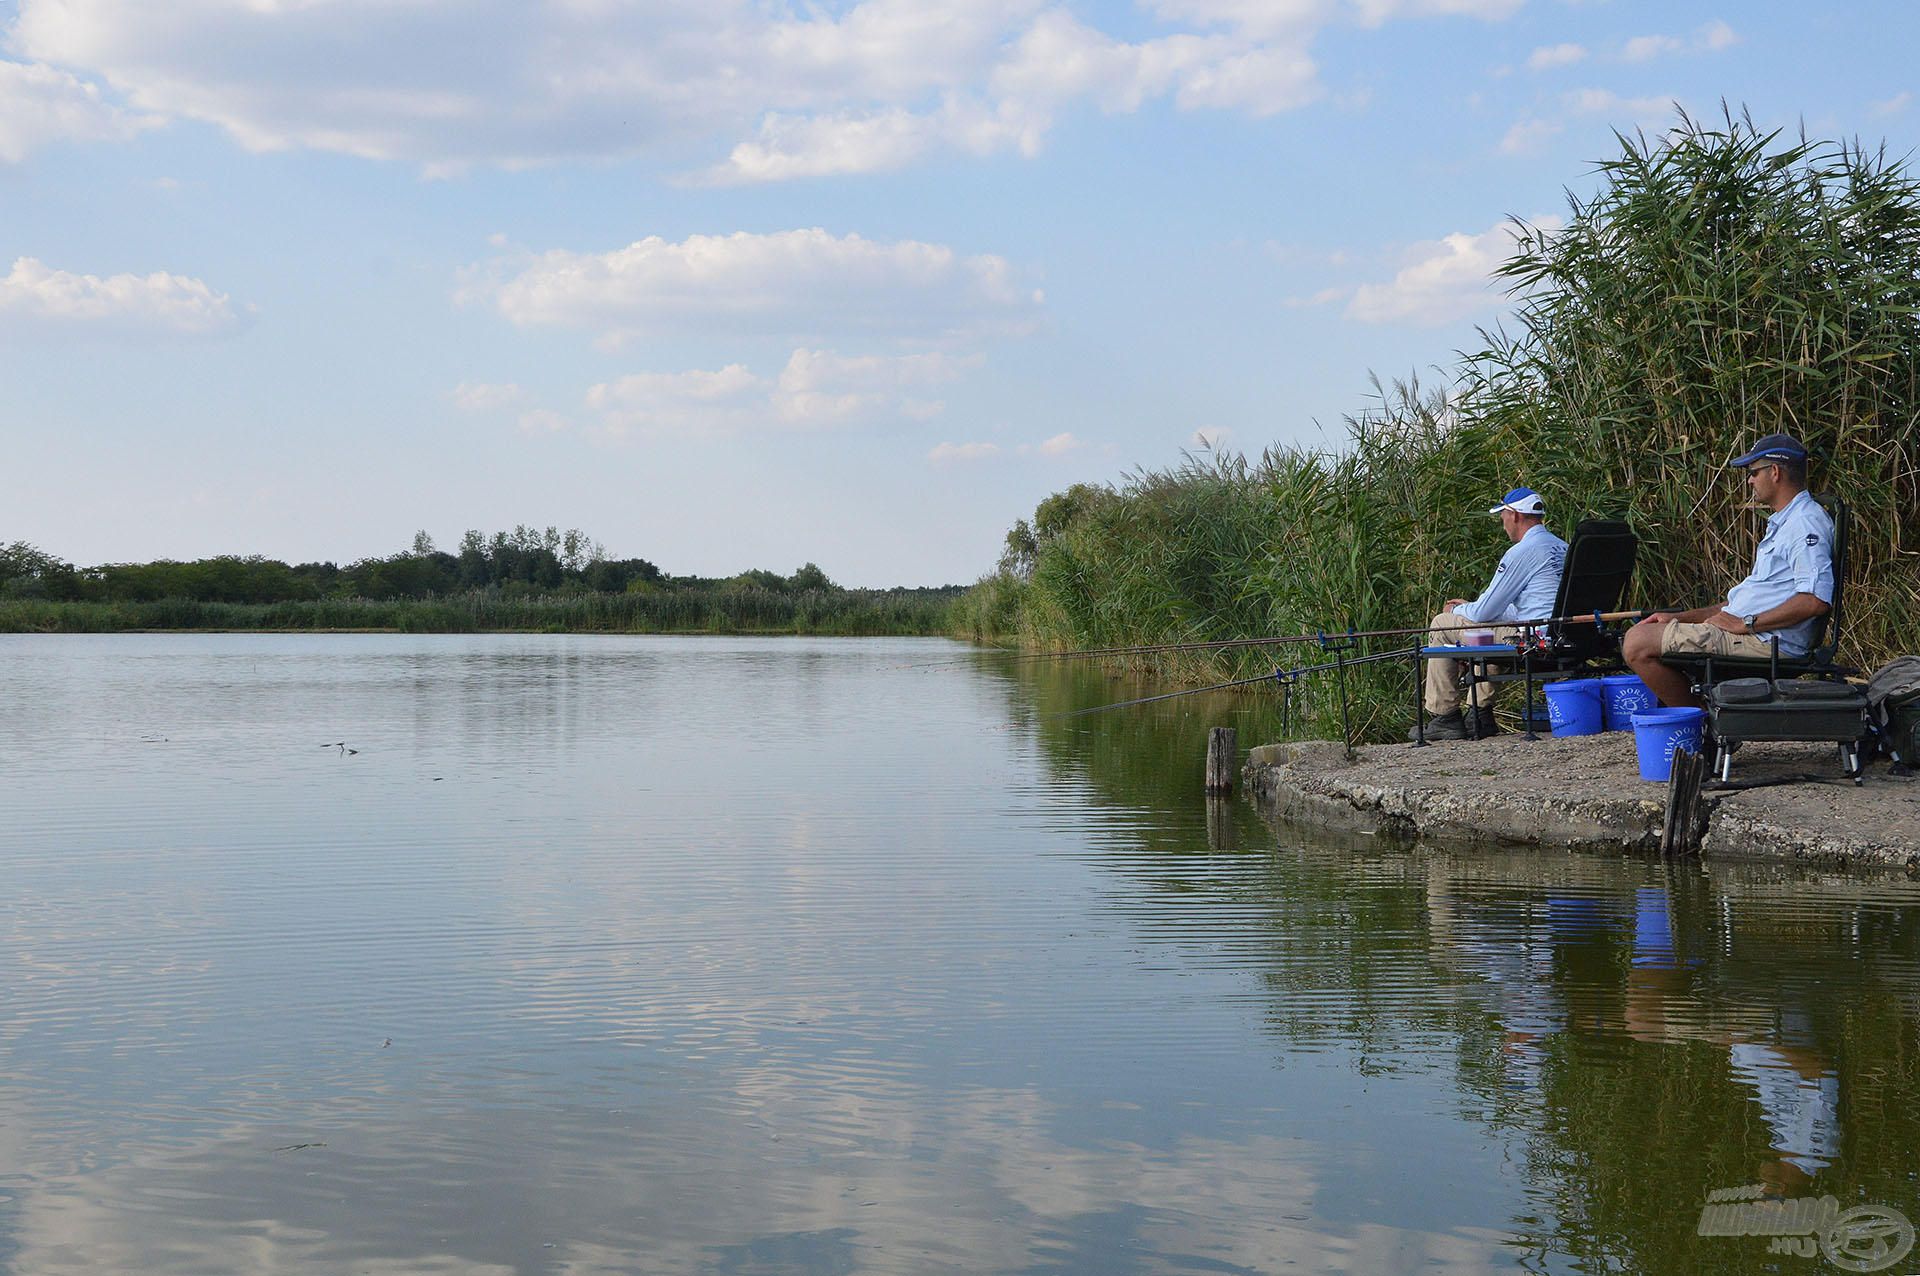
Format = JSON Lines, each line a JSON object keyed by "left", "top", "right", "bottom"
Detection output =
{"left": 956, "top": 111, "right": 1920, "bottom": 742}
{"left": 0, "top": 587, "right": 961, "bottom": 637}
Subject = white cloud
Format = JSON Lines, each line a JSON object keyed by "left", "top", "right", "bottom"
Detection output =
{"left": 992, "top": 11, "right": 1320, "bottom": 119}
{"left": 1621, "top": 33, "right": 1683, "bottom": 62}
{"left": 516, "top": 408, "right": 569, "bottom": 434}
{"left": 0, "top": 256, "right": 244, "bottom": 336}
{"left": 1148, "top": 0, "right": 1522, "bottom": 35}
{"left": 1264, "top": 242, "right": 1352, "bottom": 268}
{"left": 1623, "top": 20, "right": 1736, "bottom": 62}
{"left": 1032, "top": 431, "right": 1083, "bottom": 456}
{"left": 1499, "top": 117, "right": 1561, "bottom": 155}
{"left": 1502, "top": 89, "right": 1672, "bottom": 154}
{"left": 928, "top": 440, "right": 1001, "bottom": 463}
{"left": 1349, "top": 0, "right": 1525, "bottom": 24}
{"left": 0, "top": 59, "right": 159, "bottom": 162}
{"left": 1193, "top": 426, "right": 1234, "bottom": 449}
{"left": 1564, "top": 88, "right": 1674, "bottom": 122}
{"left": 773, "top": 348, "right": 973, "bottom": 426}
{"left": 450, "top": 381, "right": 525, "bottom": 413}
{"left": 1871, "top": 91, "right": 1911, "bottom": 118}
{"left": 11, "top": 0, "right": 1520, "bottom": 178}
{"left": 700, "top": 97, "right": 1047, "bottom": 185}
{"left": 1142, "top": 1, "right": 1324, "bottom": 40}
{"left": 991, "top": 13, "right": 1201, "bottom": 112}
{"left": 1172, "top": 41, "right": 1321, "bottom": 115}
{"left": 1699, "top": 19, "right": 1738, "bottom": 51}
{"left": 470, "top": 228, "right": 1040, "bottom": 347}
{"left": 1346, "top": 219, "right": 1540, "bottom": 326}
{"left": 586, "top": 364, "right": 769, "bottom": 434}
{"left": 707, "top": 107, "right": 950, "bottom": 184}
{"left": 1280, "top": 284, "right": 1350, "bottom": 308}
{"left": 1525, "top": 43, "right": 1586, "bottom": 71}
{"left": 585, "top": 349, "right": 973, "bottom": 436}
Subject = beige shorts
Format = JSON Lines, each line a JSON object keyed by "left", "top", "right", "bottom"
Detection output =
{"left": 1657, "top": 621, "right": 1775, "bottom": 660}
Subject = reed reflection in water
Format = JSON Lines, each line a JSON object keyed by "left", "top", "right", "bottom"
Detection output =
{"left": 0, "top": 634, "right": 1916, "bottom": 1274}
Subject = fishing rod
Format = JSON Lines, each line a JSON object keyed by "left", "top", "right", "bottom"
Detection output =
{"left": 925, "top": 607, "right": 1655, "bottom": 670}
{"left": 1271, "top": 643, "right": 1427, "bottom": 683}
{"left": 1051, "top": 644, "right": 1424, "bottom": 719}
{"left": 1051, "top": 670, "right": 1280, "bottom": 717}
{"left": 935, "top": 625, "right": 1424, "bottom": 670}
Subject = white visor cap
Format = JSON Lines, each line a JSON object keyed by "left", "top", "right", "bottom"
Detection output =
{"left": 1487, "top": 486, "right": 1546, "bottom": 516}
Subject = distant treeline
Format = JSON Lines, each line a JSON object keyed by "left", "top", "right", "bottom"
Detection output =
{"left": 0, "top": 527, "right": 962, "bottom": 635}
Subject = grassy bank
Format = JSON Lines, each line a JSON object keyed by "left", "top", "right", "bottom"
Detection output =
{"left": 0, "top": 586, "right": 963, "bottom": 636}
{"left": 956, "top": 112, "right": 1920, "bottom": 742}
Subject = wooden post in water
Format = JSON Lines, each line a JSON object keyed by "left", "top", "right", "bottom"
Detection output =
{"left": 1205, "top": 727, "right": 1238, "bottom": 795}
{"left": 1660, "top": 746, "right": 1707, "bottom": 856}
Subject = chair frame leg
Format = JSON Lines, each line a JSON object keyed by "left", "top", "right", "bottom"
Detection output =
{"left": 1411, "top": 648, "right": 1428, "bottom": 748}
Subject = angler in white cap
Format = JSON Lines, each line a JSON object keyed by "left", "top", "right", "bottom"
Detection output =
{"left": 1413, "top": 486, "right": 1569, "bottom": 740}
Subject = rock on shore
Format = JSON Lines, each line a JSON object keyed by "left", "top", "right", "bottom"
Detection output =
{"left": 1244, "top": 734, "right": 1920, "bottom": 867}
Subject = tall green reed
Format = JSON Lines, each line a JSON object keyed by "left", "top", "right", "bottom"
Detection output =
{"left": 966, "top": 110, "right": 1920, "bottom": 742}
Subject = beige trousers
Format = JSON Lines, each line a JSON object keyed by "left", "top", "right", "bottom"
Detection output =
{"left": 1657, "top": 621, "right": 1775, "bottom": 660}
{"left": 1423, "top": 609, "right": 1518, "bottom": 716}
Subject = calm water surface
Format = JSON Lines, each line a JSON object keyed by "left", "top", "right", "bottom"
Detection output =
{"left": 3, "top": 634, "right": 1918, "bottom": 1274}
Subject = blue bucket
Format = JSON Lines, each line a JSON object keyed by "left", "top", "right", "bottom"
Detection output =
{"left": 1599, "top": 673, "right": 1658, "bottom": 731}
{"left": 1631, "top": 707, "right": 1707, "bottom": 782}
{"left": 1543, "top": 678, "right": 1604, "bottom": 736}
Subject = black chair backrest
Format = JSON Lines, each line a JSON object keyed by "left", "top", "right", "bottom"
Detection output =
{"left": 1808, "top": 494, "right": 1848, "bottom": 664}
{"left": 1547, "top": 519, "right": 1638, "bottom": 661}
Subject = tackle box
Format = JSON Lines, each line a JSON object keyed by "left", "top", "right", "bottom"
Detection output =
{"left": 1707, "top": 677, "right": 1870, "bottom": 784}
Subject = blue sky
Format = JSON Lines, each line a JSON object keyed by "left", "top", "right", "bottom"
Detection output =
{"left": 3, "top": 1, "right": 1914, "bottom": 586}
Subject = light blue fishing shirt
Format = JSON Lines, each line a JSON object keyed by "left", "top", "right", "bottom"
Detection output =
{"left": 1723, "top": 489, "right": 1836, "bottom": 658}
{"left": 1454, "top": 523, "right": 1569, "bottom": 625}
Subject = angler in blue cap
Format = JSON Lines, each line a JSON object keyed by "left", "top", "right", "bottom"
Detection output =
{"left": 1414, "top": 486, "right": 1569, "bottom": 740}
{"left": 1624, "top": 433, "right": 1834, "bottom": 708}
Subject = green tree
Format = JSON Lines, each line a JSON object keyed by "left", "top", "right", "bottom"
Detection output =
{"left": 1, "top": 542, "right": 68, "bottom": 596}
{"left": 998, "top": 519, "right": 1037, "bottom": 577}
{"left": 788, "top": 562, "right": 834, "bottom": 592}
{"left": 731, "top": 568, "right": 788, "bottom": 591}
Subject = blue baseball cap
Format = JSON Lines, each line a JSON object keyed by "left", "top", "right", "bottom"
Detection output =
{"left": 1487, "top": 486, "right": 1545, "bottom": 516}
{"left": 1727, "top": 433, "right": 1809, "bottom": 467}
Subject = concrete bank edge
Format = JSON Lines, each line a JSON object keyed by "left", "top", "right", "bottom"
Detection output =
{"left": 1243, "top": 740, "right": 1920, "bottom": 868}
{"left": 1244, "top": 741, "right": 1665, "bottom": 853}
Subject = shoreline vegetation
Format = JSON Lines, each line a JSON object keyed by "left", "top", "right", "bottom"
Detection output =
{"left": 955, "top": 111, "right": 1920, "bottom": 743}
{"left": 1, "top": 527, "right": 962, "bottom": 637}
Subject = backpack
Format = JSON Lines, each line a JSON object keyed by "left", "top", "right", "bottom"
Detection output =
{"left": 1867, "top": 656, "right": 1920, "bottom": 775}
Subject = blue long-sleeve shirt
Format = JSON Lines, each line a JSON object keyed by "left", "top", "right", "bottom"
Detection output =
{"left": 1455, "top": 524, "right": 1568, "bottom": 625}
{"left": 1724, "top": 490, "right": 1835, "bottom": 657}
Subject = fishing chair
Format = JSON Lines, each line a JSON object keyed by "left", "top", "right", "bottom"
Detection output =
{"left": 1662, "top": 495, "right": 1853, "bottom": 701}
{"left": 1411, "top": 518, "right": 1639, "bottom": 745}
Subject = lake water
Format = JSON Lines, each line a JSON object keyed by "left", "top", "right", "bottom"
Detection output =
{"left": 3, "top": 633, "right": 1919, "bottom": 1274}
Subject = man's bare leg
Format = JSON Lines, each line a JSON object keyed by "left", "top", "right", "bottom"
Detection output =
{"left": 1623, "top": 620, "right": 1702, "bottom": 709}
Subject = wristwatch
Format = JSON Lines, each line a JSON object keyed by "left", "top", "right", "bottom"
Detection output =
{"left": 1744, "top": 614, "right": 1760, "bottom": 632}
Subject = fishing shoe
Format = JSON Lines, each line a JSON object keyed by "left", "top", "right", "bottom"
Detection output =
{"left": 1472, "top": 707, "right": 1503, "bottom": 738}
{"left": 1409, "top": 710, "right": 1471, "bottom": 741}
